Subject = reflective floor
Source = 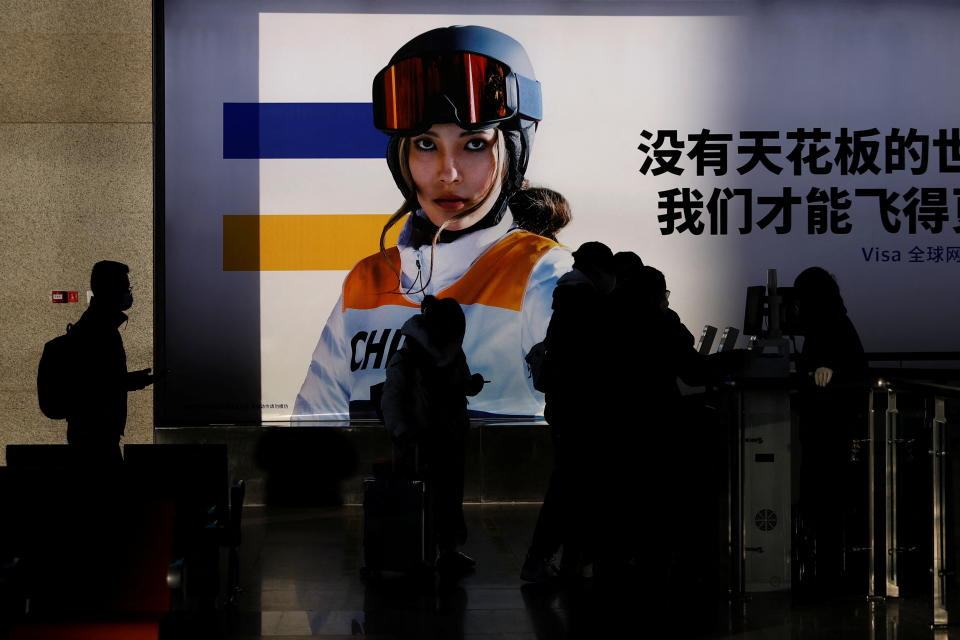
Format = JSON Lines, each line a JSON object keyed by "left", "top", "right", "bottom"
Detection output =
{"left": 220, "top": 505, "right": 960, "bottom": 639}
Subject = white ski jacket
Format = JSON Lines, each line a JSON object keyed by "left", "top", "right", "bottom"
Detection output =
{"left": 293, "top": 210, "right": 573, "bottom": 419}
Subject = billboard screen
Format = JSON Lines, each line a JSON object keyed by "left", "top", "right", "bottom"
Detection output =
{"left": 161, "top": 0, "right": 960, "bottom": 425}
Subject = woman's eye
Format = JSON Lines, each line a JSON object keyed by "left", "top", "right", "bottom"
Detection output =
{"left": 413, "top": 138, "right": 436, "bottom": 151}
{"left": 465, "top": 138, "right": 488, "bottom": 151}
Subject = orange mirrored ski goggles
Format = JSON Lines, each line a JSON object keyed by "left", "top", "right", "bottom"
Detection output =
{"left": 373, "top": 51, "right": 541, "bottom": 135}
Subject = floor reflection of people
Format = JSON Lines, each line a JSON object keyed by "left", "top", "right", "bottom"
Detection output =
{"left": 363, "top": 578, "right": 466, "bottom": 640}
{"left": 520, "top": 584, "right": 569, "bottom": 638}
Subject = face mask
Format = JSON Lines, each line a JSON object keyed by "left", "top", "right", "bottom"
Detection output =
{"left": 120, "top": 292, "right": 134, "bottom": 311}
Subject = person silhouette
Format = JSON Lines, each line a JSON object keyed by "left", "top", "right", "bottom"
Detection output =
{"left": 65, "top": 261, "right": 153, "bottom": 464}
{"left": 791, "top": 266, "right": 866, "bottom": 595}
{"left": 380, "top": 295, "right": 485, "bottom": 577}
{"left": 793, "top": 266, "right": 866, "bottom": 389}
{"left": 522, "top": 241, "right": 616, "bottom": 582}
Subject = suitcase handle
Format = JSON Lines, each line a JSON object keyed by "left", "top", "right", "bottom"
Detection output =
{"left": 391, "top": 443, "right": 420, "bottom": 476}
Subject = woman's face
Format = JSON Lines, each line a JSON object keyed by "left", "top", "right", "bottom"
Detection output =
{"left": 408, "top": 123, "right": 502, "bottom": 230}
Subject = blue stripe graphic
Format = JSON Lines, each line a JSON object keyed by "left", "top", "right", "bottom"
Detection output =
{"left": 223, "top": 103, "right": 389, "bottom": 159}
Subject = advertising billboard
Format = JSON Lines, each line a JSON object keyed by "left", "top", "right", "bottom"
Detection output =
{"left": 160, "top": 0, "right": 960, "bottom": 425}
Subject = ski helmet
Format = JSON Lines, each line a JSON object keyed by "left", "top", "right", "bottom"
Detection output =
{"left": 372, "top": 25, "right": 542, "bottom": 228}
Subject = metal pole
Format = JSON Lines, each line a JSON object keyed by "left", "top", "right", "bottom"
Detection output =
{"left": 736, "top": 389, "right": 746, "bottom": 597}
{"left": 885, "top": 389, "right": 900, "bottom": 597}
{"left": 868, "top": 388, "right": 877, "bottom": 599}
{"left": 931, "top": 395, "right": 948, "bottom": 627}
{"left": 725, "top": 388, "right": 735, "bottom": 601}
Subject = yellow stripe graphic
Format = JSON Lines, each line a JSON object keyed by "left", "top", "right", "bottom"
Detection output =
{"left": 223, "top": 214, "right": 402, "bottom": 271}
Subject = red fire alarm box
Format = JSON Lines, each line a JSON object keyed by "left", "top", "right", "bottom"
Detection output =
{"left": 51, "top": 291, "right": 80, "bottom": 303}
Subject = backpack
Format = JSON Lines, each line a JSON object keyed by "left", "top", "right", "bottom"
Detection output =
{"left": 37, "top": 323, "right": 77, "bottom": 419}
{"left": 525, "top": 341, "right": 549, "bottom": 393}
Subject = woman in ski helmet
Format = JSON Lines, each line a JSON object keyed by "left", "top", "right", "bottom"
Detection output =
{"left": 294, "top": 25, "right": 573, "bottom": 419}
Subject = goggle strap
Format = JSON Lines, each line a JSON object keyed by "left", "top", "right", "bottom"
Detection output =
{"left": 516, "top": 74, "right": 542, "bottom": 122}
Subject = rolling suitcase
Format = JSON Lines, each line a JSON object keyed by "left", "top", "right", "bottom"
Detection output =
{"left": 362, "top": 447, "right": 435, "bottom": 575}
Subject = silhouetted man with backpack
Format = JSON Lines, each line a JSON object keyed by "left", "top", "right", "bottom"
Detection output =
{"left": 41, "top": 261, "right": 153, "bottom": 464}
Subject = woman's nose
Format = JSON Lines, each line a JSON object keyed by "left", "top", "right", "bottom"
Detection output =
{"left": 438, "top": 153, "right": 461, "bottom": 183}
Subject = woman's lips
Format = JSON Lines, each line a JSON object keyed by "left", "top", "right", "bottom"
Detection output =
{"left": 434, "top": 198, "right": 467, "bottom": 211}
